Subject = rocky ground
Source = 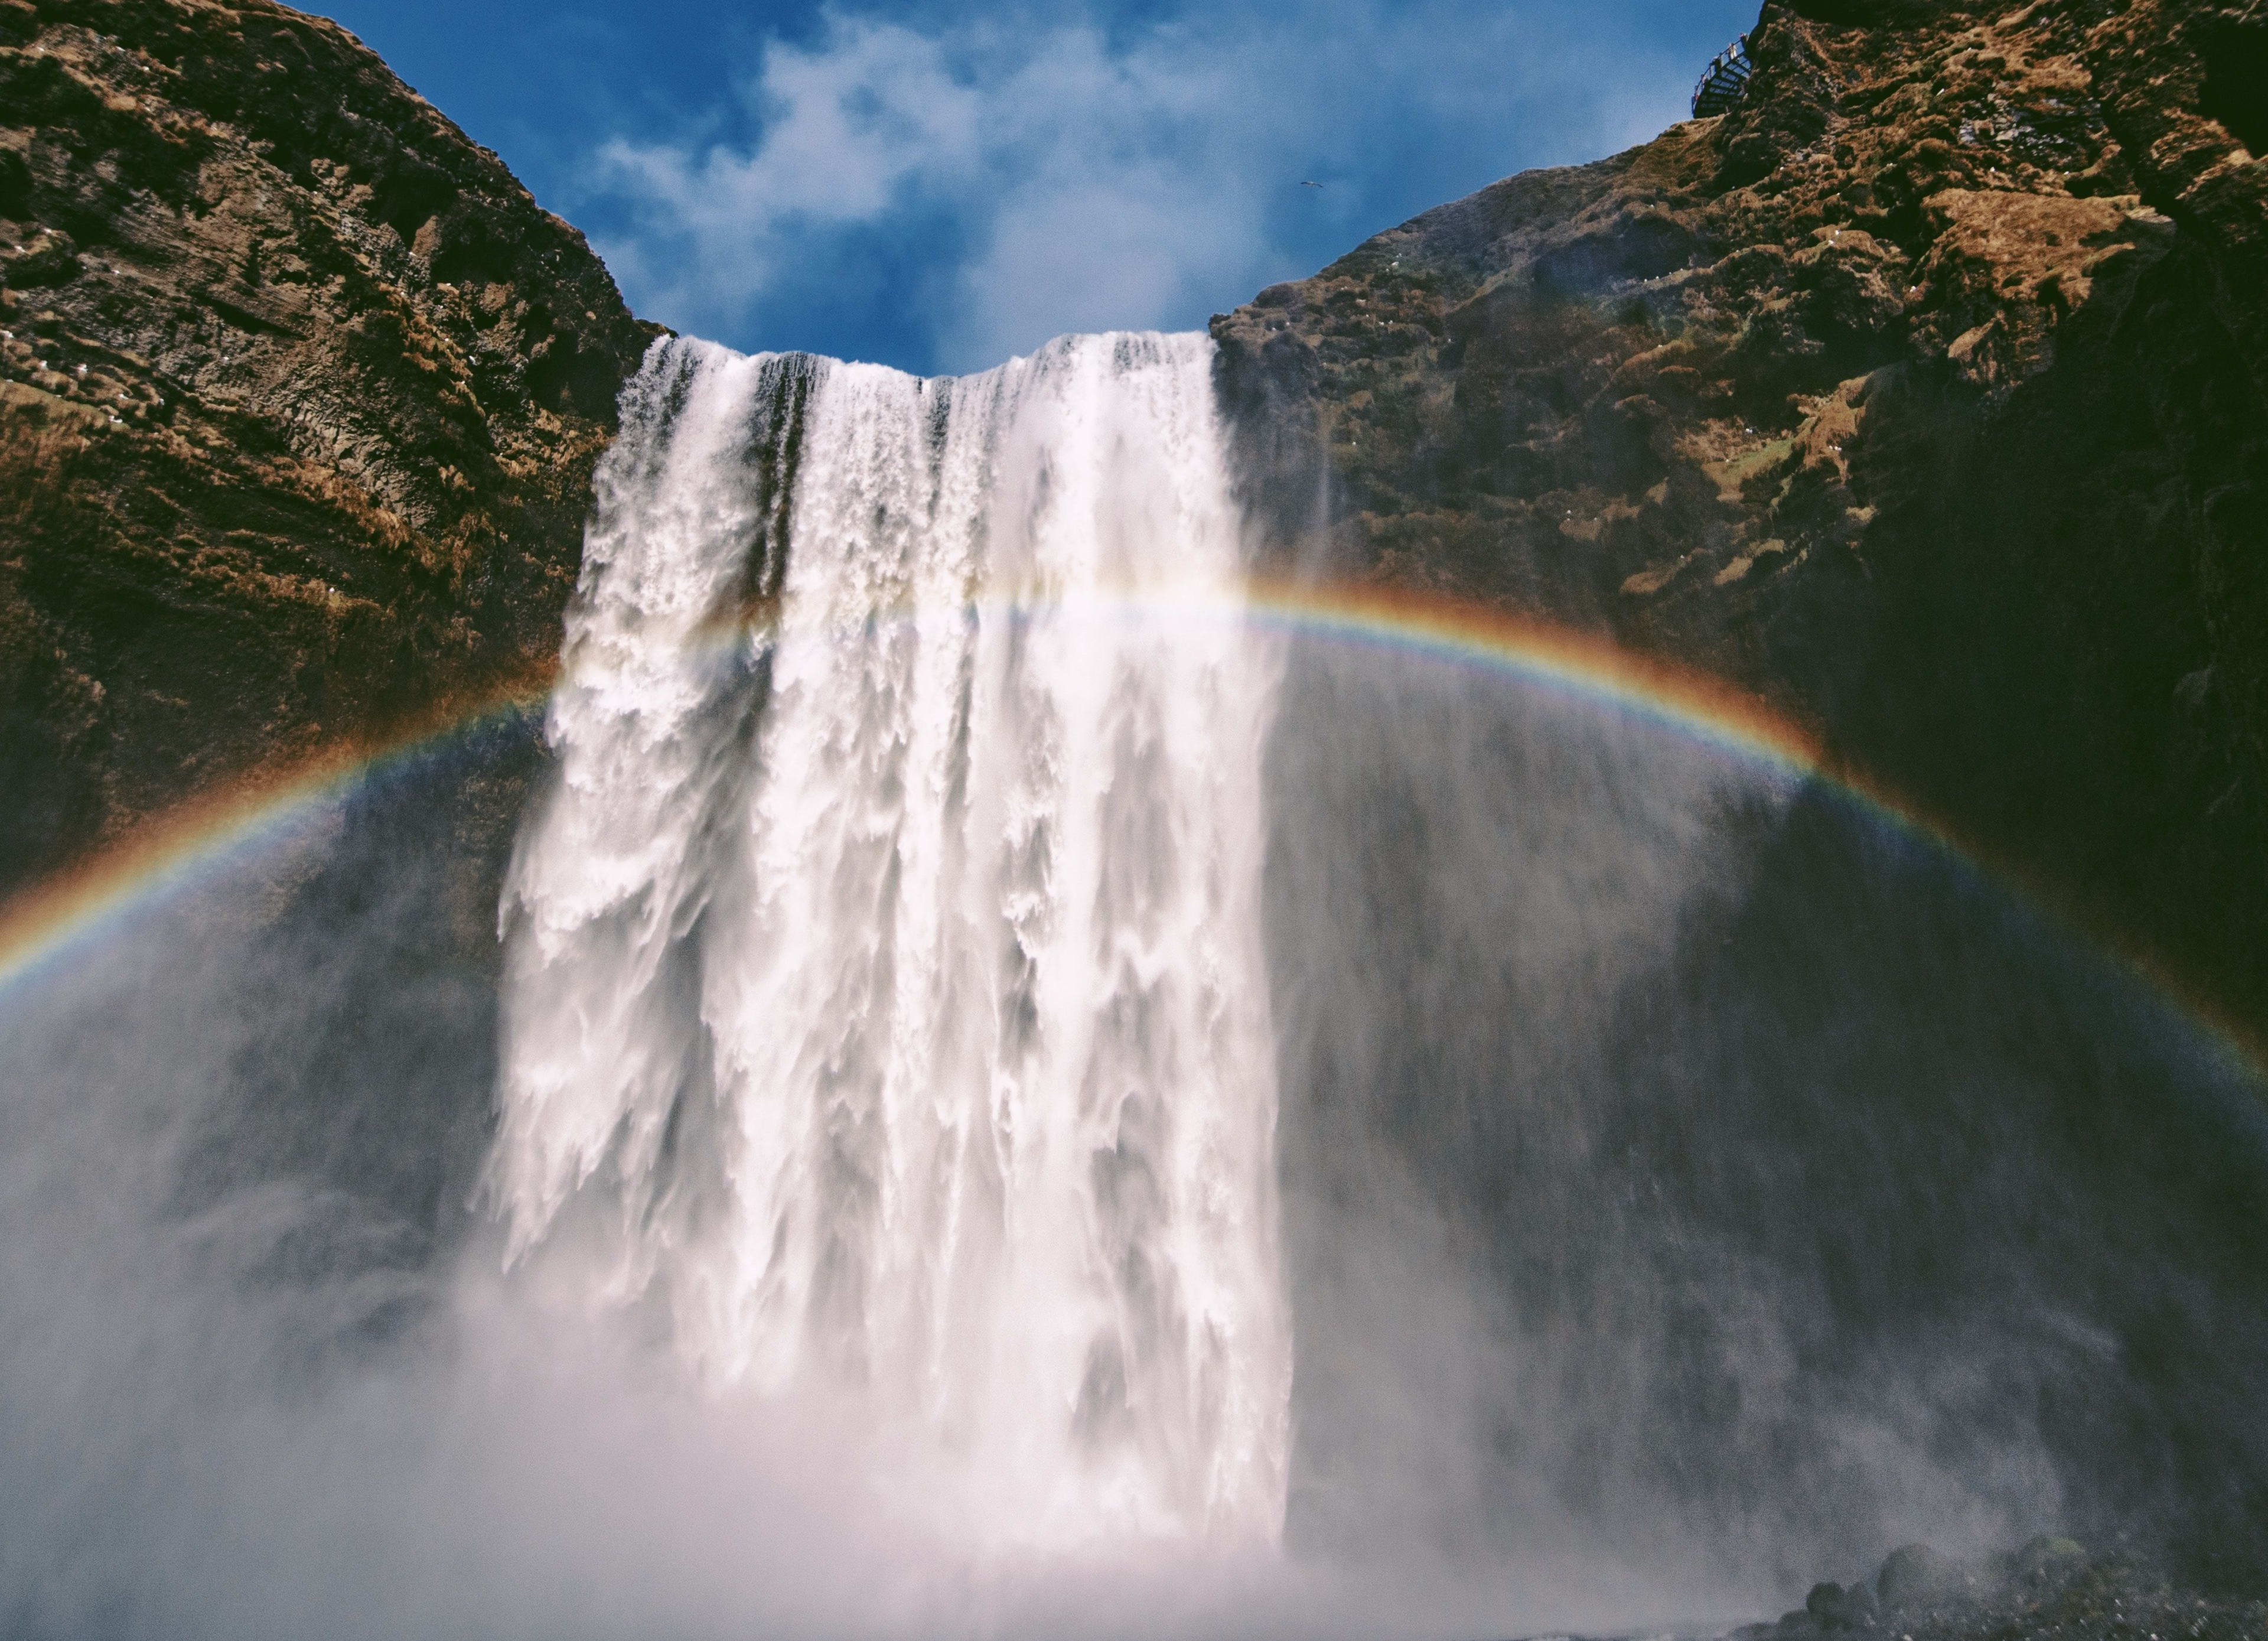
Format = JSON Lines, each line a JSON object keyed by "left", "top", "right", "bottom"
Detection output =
{"left": 1213, "top": 0, "right": 2268, "bottom": 1042}
{"left": 1719, "top": 1540, "right": 2268, "bottom": 1640}
{"left": 0, "top": 0, "right": 657, "bottom": 895}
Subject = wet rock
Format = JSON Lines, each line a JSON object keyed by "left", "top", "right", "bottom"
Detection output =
{"left": 1806, "top": 1580, "right": 1880, "bottom": 1629}
{"left": 2001, "top": 1534, "right": 2087, "bottom": 1588}
{"left": 1749, "top": 1543, "right": 2268, "bottom": 1641}
{"left": 1875, "top": 1543, "right": 1965, "bottom": 1609}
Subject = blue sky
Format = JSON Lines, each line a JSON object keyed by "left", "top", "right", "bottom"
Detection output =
{"left": 314, "top": 0, "right": 1755, "bottom": 374}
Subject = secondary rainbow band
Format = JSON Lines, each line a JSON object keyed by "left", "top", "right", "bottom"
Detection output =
{"left": 0, "top": 579, "right": 2252, "bottom": 1074}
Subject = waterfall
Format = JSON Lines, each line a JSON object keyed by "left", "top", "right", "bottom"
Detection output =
{"left": 490, "top": 332, "right": 1290, "bottom": 1546}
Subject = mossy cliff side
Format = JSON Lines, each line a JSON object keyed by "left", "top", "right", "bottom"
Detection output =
{"left": 1214, "top": 0, "right": 2268, "bottom": 1038}
{"left": 0, "top": 0, "right": 657, "bottom": 896}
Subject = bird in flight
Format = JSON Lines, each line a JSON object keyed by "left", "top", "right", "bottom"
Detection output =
{"left": 1301, "top": 180, "right": 1324, "bottom": 188}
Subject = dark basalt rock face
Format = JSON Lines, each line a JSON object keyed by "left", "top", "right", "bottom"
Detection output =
{"left": 1214, "top": 0, "right": 2268, "bottom": 1042}
{"left": 0, "top": 0, "right": 660, "bottom": 896}
{"left": 1746, "top": 1538, "right": 2268, "bottom": 1639}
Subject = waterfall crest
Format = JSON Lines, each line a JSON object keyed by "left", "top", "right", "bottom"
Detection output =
{"left": 491, "top": 332, "right": 1290, "bottom": 1544}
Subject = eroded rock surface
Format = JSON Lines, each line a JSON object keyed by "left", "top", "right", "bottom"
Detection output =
{"left": 0, "top": 0, "right": 657, "bottom": 893}
{"left": 1215, "top": 0, "right": 2268, "bottom": 1036}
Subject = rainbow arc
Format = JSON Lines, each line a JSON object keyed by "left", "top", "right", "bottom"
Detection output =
{"left": 0, "top": 579, "right": 2252, "bottom": 1074}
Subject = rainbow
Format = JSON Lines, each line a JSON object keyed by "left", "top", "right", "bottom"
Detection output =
{"left": 1249, "top": 576, "right": 1828, "bottom": 771}
{"left": 0, "top": 665, "right": 558, "bottom": 996}
{"left": 0, "top": 579, "right": 2254, "bottom": 1071}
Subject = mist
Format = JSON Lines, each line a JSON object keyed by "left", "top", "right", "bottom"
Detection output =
{"left": 0, "top": 728, "right": 1337, "bottom": 1641}
{"left": 4, "top": 337, "right": 2266, "bottom": 1638}
{"left": 1266, "top": 634, "right": 2268, "bottom": 1613}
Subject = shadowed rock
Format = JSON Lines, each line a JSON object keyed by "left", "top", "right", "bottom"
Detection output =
{"left": 0, "top": 0, "right": 662, "bottom": 898}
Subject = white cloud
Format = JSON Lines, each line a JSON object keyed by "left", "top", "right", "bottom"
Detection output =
{"left": 577, "top": 0, "right": 1731, "bottom": 372}
{"left": 591, "top": 17, "right": 985, "bottom": 341}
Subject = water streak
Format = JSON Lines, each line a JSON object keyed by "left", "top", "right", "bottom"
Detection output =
{"left": 492, "top": 333, "right": 1289, "bottom": 1546}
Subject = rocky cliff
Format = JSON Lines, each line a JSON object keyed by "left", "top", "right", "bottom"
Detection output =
{"left": 1214, "top": 0, "right": 2268, "bottom": 1040}
{"left": 5, "top": 0, "right": 2263, "bottom": 1047}
{"left": 0, "top": 0, "right": 656, "bottom": 896}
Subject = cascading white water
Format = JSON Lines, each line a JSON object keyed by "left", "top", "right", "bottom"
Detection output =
{"left": 491, "top": 331, "right": 1289, "bottom": 1548}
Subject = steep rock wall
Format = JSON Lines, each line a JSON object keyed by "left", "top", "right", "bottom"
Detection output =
{"left": 1214, "top": 0, "right": 2268, "bottom": 1039}
{"left": 0, "top": 0, "right": 658, "bottom": 896}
